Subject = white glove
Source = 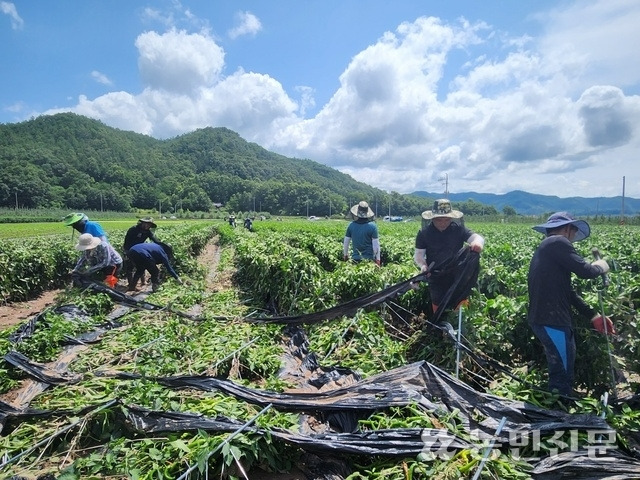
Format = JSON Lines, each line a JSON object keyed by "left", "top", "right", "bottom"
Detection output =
{"left": 591, "top": 259, "right": 610, "bottom": 274}
{"left": 469, "top": 241, "right": 483, "bottom": 253}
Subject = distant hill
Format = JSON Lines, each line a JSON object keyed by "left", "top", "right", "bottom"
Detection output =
{"left": 0, "top": 113, "right": 433, "bottom": 216}
{"left": 412, "top": 190, "right": 636, "bottom": 216}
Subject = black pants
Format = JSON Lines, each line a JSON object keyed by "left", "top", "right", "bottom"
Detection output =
{"left": 129, "top": 253, "right": 160, "bottom": 287}
{"left": 530, "top": 323, "right": 575, "bottom": 396}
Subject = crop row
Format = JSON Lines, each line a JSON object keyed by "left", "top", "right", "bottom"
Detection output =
{"left": 228, "top": 220, "right": 640, "bottom": 393}
{"left": 0, "top": 223, "right": 214, "bottom": 303}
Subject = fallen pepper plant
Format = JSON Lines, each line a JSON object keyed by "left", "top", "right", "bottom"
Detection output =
{"left": 0, "top": 218, "right": 639, "bottom": 479}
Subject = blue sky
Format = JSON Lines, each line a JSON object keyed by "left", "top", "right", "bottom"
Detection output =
{"left": 2, "top": 0, "right": 639, "bottom": 199}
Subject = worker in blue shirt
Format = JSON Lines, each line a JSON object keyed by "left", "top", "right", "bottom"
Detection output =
{"left": 343, "top": 201, "right": 381, "bottom": 265}
{"left": 126, "top": 242, "right": 182, "bottom": 292}
{"left": 63, "top": 212, "right": 108, "bottom": 242}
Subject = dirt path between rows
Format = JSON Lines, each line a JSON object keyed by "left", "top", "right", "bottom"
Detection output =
{"left": 0, "top": 290, "right": 62, "bottom": 331}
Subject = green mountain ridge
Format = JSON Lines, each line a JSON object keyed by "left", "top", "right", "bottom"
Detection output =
{"left": 0, "top": 113, "right": 432, "bottom": 216}
{"left": 412, "top": 190, "right": 637, "bottom": 216}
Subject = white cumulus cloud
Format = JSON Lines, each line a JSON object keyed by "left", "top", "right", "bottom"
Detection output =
{"left": 1, "top": 1, "right": 23, "bottom": 30}
{"left": 228, "top": 11, "right": 262, "bottom": 39}
{"left": 91, "top": 71, "right": 113, "bottom": 86}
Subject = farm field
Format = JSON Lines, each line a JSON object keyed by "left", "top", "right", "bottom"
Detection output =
{"left": 0, "top": 217, "right": 639, "bottom": 479}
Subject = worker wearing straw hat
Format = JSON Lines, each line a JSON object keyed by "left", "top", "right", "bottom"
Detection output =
{"left": 71, "top": 233, "right": 123, "bottom": 287}
{"left": 343, "top": 201, "right": 381, "bottom": 265}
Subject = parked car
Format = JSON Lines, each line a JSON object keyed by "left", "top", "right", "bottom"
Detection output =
{"left": 383, "top": 215, "right": 404, "bottom": 222}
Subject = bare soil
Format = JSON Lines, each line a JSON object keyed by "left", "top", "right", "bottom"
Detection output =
{"left": 0, "top": 290, "right": 62, "bottom": 331}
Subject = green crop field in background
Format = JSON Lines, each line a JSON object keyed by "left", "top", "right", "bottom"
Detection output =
{"left": 0, "top": 219, "right": 217, "bottom": 239}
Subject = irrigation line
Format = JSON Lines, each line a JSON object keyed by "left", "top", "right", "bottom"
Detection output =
{"left": 324, "top": 317, "right": 359, "bottom": 359}
{"left": 455, "top": 306, "right": 463, "bottom": 379}
{"left": 596, "top": 287, "right": 617, "bottom": 402}
{"left": 0, "top": 399, "right": 117, "bottom": 470}
{"left": 202, "top": 338, "right": 259, "bottom": 375}
{"left": 471, "top": 416, "right": 507, "bottom": 480}
{"left": 382, "top": 301, "right": 415, "bottom": 333}
{"left": 176, "top": 403, "right": 273, "bottom": 480}
{"left": 131, "top": 336, "right": 165, "bottom": 354}
{"left": 379, "top": 305, "right": 412, "bottom": 341}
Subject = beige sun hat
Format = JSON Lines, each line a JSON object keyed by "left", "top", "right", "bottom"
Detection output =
{"left": 421, "top": 199, "right": 463, "bottom": 220}
{"left": 75, "top": 233, "right": 102, "bottom": 251}
{"left": 138, "top": 217, "right": 157, "bottom": 228}
{"left": 350, "top": 201, "right": 375, "bottom": 219}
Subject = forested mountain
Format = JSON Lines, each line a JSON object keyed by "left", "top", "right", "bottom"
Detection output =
{"left": 0, "top": 113, "right": 433, "bottom": 216}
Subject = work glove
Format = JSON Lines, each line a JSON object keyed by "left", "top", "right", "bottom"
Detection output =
{"left": 469, "top": 241, "right": 483, "bottom": 253}
{"left": 591, "top": 314, "right": 616, "bottom": 335}
{"left": 591, "top": 259, "right": 610, "bottom": 274}
{"left": 375, "top": 259, "right": 381, "bottom": 266}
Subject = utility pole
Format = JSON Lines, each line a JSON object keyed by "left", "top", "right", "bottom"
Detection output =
{"left": 440, "top": 173, "right": 449, "bottom": 198}
{"left": 621, "top": 176, "right": 626, "bottom": 224}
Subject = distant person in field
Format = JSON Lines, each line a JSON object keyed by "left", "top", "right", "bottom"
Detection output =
{"left": 126, "top": 242, "right": 182, "bottom": 292}
{"left": 527, "top": 212, "right": 613, "bottom": 397}
{"left": 343, "top": 201, "right": 381, "bottom": 265}
{"left": 63, "top": 212, "right": 108, "bottom": 242}
{"left": 244, "top": 218, "right": 253, "bottom": 231}
{"left": 71, "top": 233, "right": 122, "bottom": 287}
{"left": 123, "top": 217, "right": 159, "bottom": 286}
{"left": 228, "top": 215, "right": 236, "bottom": 227}
{"left": 413, "top": 199, "right": 484, "bottom": 314}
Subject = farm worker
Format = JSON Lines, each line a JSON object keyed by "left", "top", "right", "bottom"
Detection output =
{"left": 527, "top": 212, "right": 613, "bottom": 397}
{"left": 123, "top": 217, "right": 159, "bottom": 286}
{"left": 228, "top": 215, "right": 236, "bottom": 227}
{"left": 244, "top": 218, "right": 253, "bottom": 231}
{"left": 126, "top": 242, "right": 182, "bottom": 292}
{"left": 71, "top": 233, "right": 123, "bottom": 287}
{"left": 413, "top": 199, "right": 484, "bottom": 312}
{"left": 63, "top": 212, "right": 108, "bottom": 243}
{"left": 343, "top": 201, "right": 381, "bottom": 265}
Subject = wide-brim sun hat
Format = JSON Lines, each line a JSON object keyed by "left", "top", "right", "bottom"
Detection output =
{"left": 422, "top": 199, "right": 463, "bottom": 220}
{"left": 63, "top": 212, "right": 87, "bottom": 226}
{"left": 532, "top": 211, "right": 590, "bottom": 242}
{"left": 138, "top": 217, "right": 157, "bottom": 228}
{"left": 350, "top": 201, "right": 375, "bottom": 219}
{"left": 75, "top": 233, "right": 102, "bottom": 251}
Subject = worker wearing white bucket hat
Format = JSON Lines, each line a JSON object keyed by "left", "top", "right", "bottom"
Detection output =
{"left": 71, "top": 233, "right": 123, "bottom": 287}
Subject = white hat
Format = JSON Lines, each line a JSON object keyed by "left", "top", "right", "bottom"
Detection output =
{"left": 350, "top": 201, "right": 375, "bottom": 219}
{"left": 75, "top": 233, "right": 102, "bottom": 251}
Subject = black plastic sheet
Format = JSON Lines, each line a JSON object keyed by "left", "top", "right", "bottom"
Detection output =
{"left": 3, "top": 351, "right": 82, "bottom": 385}
{"left": 122, "top": 403, "right": 473, "bottom": 457}
{"left": 247, "top": 272, "right": 428, "bottom": 325}
{"left": 106, "top": 361, "right": 612, "bottom": 439}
